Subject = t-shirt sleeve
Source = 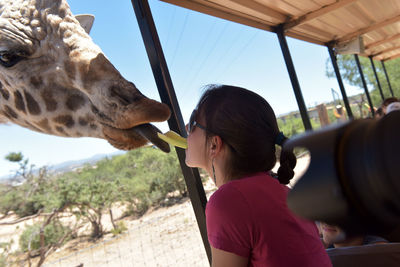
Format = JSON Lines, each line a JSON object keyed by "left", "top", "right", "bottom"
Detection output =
{"left": 206, "top": 185, "right": 253, "bottom": 258}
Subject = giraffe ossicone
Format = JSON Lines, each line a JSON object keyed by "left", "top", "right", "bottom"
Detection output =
{"left": 0, "top": 0, "right": 171, "bottom": 152}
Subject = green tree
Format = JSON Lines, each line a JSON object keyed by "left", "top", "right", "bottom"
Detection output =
{"left": 2, "top": 147, "right": 187, "bottom": 263}
{"left": 277, "top": 115, "right": 319, "bottom": 138}
{"left": 2, "top": 153, "right": 77, "bottom": 267}
{"left": 326, "top": 55, "right": 400, "bottom": 108}
{"left": 19, "top": 216, "right": 73, "bottom": 267}
{"left": 56, "top": 159, "right": 122, "bottom": 239}
{"left": 0, "top": 242, "right": 11, "bottom": 267}
{"left": 1, "top": 153, "right": 51, "bottom": 217}
{"left": 19, "top": 221, "right": 70, "bottom": 253}
{"left": 0, "top": 184, "right": 22, "bottom": 216}
{"left": 115, "top": 147, "right": 185, "bottom": 216}
{"left": 5, "top": 152, "right": 32, "bottom": 180}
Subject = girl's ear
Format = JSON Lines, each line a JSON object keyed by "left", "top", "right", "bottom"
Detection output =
{"left": 209, "top": 135, "right": 223, "bottom": 157}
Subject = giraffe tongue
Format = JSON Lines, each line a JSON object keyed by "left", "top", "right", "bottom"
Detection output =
{"left": 102, "top": 123, "right": 170, "bottom": 152}
{"left": 133, "top": 124, "right": 171, "bottom": 153}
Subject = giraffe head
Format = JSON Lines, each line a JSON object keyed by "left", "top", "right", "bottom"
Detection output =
{"left": 0, "top": 0, "right": 172, "bottom": 152}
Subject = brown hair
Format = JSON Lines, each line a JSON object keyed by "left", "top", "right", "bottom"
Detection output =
{"left": 382, "top": 97, "right": 399, "bottom": 108}
{"left": 196, "top": 84, "right": 296, "bottom": 184}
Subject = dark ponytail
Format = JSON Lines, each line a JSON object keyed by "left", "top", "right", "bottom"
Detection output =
{"left": 274, "top": 132, "right": 296, "bottom": 185}
{"left": 277, "top": 141, "right": 296, "bottom": 185}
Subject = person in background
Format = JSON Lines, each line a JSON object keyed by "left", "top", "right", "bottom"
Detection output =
{"left": 185, "top": 84, "right": 332, "bottom": 267}
{"left": 374, "top": 107, "right": 384, "bottom": 119}
{"left": 386, "top": 101, "right": 400, "bottom": 114}
{"left": 320, "top": 222, "right": 388, "bottom": 249}
{"left": 333, "top": 104, "right": 347, "bottom": 122}
{"left": 380, "top": 97, "right": 399, "bottom": 115}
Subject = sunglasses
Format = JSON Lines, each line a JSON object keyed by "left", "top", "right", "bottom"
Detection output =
{"left": 187, "top": 109, "right": 208, "bottom": 134}
{"left": 187, "top": 109, "right": 236, "bottom": 152}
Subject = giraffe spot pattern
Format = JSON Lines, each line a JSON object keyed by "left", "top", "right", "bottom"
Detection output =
{"left": 53, "top": 115, "right": 74, "bottom": 128}
{"left": 81, "top": 54, "right": 111, "bottom": 91}
{"left": 3, "top": 79, "right": 10, "bottom": 87}
{"left": 24, "top": 90, "right": 41, "bottom": 115}
{"left": 0, "top": 88, "right": 10, "bottom": 100}
{"left": 24, "top": 120, "right": 42, "bottom": 132}
{"left": 4, "top": 105, "right": 18, "bottom": 119}
{"left": 64, "top": 59, "right": 76, "bottom": 81}
{"left": 14, "top": 91, "right": 26, "bottom": 113}
{"left": 66, "top": 94, "right": 85, "bottom": 111}
{"left": 41, "top": 89, "right": 57, "bottom": 111}
{"left": 90, "top": 104, "right": 112, "bottom": 122}
{"left": 55, "top": 126, "right": 68, "bottom": 136}
{"left": 58, "top": 7, "right": 67, "bottom": 18}
{"left": 30, "top": 76, "right": 43, "bottom": 89}
{"left": 78, "top": 117, "right": 88, "bottom": 126}
{"left": 37, "top": 118, "right": 52, "bottom": 133}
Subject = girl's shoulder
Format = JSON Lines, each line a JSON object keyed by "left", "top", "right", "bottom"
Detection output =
{"left": 209, "top": 182, "right": 245, "bottom": 206}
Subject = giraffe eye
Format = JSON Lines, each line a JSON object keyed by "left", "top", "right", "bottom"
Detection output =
{"left": 0, "top": 52, "right": 24, "bottom": 68}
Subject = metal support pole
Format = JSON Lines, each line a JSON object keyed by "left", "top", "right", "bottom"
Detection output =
{"left": 130, "top": 0, "right": 211, "bottom": 263}
{"left": 381, "top": 61, "right": 395, "bottom": 97}
{"left": 276, "top": 26, "right": 312, "bottom": 130}
{"left": 354, "top": 54, "right": 374, "bottom": 117}
{"left": 369, "top": 56, "right": 385, "bottom": 101}
{"left": 327, "top": 46, "right": 353, "bottom": 119}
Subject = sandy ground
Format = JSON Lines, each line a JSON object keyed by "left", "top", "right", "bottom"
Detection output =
{"left": 1, "top": 155, "right": 310, "bottom": 267}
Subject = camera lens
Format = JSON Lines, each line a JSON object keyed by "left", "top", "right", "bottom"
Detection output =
{"left": 284, "top": 111, "right": 400, "bottom": 235}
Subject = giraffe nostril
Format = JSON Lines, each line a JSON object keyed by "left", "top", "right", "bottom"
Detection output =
{"left": 109, "top": 85, "right": 142, "bottom": 106}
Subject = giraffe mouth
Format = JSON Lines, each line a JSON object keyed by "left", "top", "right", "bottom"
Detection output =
{"left": 102, "top": 123, "right": 170, "bottom": 152}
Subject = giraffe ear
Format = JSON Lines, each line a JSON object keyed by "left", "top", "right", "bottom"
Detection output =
{"left": 75, "top": 14, "right": 95, "bottom": 34}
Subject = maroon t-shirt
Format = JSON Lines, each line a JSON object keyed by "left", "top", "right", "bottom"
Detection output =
{"left": 206, "top": 172, "right": 332, "bottom": 267}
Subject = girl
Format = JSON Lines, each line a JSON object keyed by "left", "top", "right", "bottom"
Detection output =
{"left": 185, "top": 85, "right": 331, "bottom": 267}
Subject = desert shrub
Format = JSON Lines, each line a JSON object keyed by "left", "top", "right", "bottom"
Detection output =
{"left": 119, "top": 147, "right": 186, "bottom": 215}
{"left": 19, "top": 222, "right": 71, "bottom": 252}
{"left": 14, "top": 199, "right": 44, "bottom": 218}
{"left": 111, "top": 221, "right": 128, "bottom": 236}
{"left": 138, "top": 148, "right": 186, "bottom": 202}
{"left": 0, "top": 242, "right": 10, "bottom": 267}
{"left": 5, "top": 147, "right": 186, "bottom": 239}
{"left": 0, "top": 185, "right": 22, "bottom": 216}
{"left": 0, "top": 184, "right": 45, "bottom": 218}
{"left": 0, "top": 165, "right": 50, "bottom": 218}
{"left": 0, "top": 255, "right": 6, "bottom": 267}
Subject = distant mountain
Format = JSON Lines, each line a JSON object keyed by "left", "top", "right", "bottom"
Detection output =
{"left": 0, "top": 151, "right": 126, "bottom": 182}
{"left": 48, "top": 151, "right": 126, "bottom": 173}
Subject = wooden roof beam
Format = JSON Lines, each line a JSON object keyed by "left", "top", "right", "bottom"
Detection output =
{"left": 285, "top": 31, "right": 325, "bottom": 45}
{"left": 229, "top": 0, "right": 288, "bottom": 21}
{"left": 283, "top": 0, "right": 357, "bottom": 31}
{"left": 365, "top": 33, "right": 400, "bottom": 50}
{"left": 372, "top": 45, "right": 400, "bottom": 57}
{"left": 161, "top": 0, "right": 275, "bottom": 32}
{"left": 337, "top": 14, "right": 400, "bottom": 43}
{"left": 382, "top": 52, "right": 400, "bottom": 61}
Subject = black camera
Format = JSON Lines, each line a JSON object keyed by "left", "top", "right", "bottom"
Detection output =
{"left": 284, "top": 111, "right": 400, "bottom": 236}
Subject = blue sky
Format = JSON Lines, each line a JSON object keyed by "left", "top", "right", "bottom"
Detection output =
{"left": 0, "top": 0, "right": 362, "bottom": 177}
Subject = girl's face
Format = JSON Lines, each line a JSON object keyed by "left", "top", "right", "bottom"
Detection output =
{"left": 185, "top": 111, "right": 209, "bottom": 169}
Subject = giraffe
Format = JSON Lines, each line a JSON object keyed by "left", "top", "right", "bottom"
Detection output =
{"left": 0, "top": 0, "right": 172, "bottom": 152}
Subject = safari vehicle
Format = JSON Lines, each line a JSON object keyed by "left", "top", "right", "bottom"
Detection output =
{"left": 131, "top": 0, "right": 400, "bottom": 266}
{"left": 1, "top": 0, "right": 399, "bottom": 266}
